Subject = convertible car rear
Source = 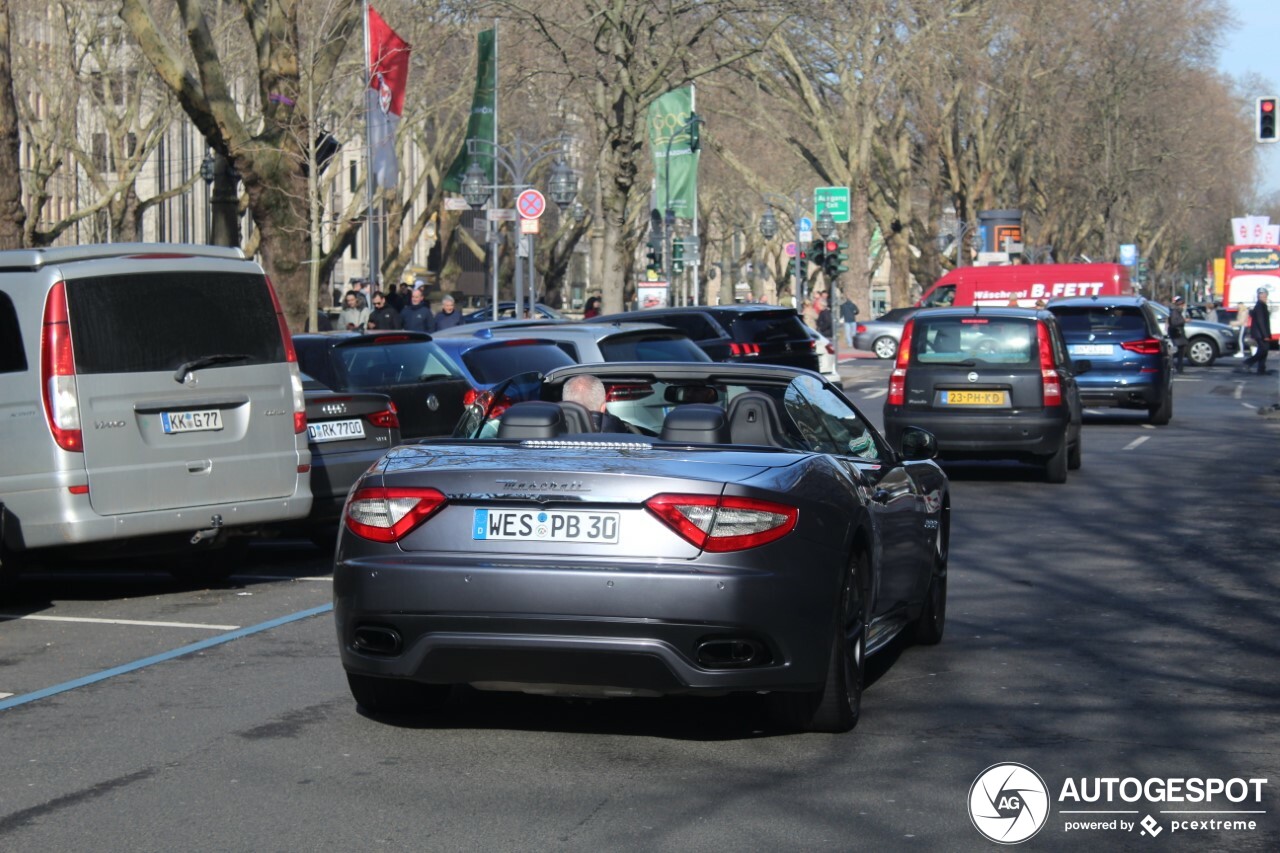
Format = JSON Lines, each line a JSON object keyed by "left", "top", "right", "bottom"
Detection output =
{"left": 333, "top": 363, "right": 949, "bottom": 733}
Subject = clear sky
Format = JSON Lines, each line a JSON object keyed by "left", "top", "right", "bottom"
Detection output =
{"left": 1220, "top": 0, "right": 1280, "bottom": 196}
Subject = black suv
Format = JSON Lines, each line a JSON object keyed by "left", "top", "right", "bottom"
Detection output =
{"left": 586, "top": 305, "right": 820, "bottom": 372}
{"left": 882, "top": 307, "right": 1086, "bottom": 482}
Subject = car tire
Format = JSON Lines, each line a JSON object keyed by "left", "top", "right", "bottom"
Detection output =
{"left": 1067, "top": 427, "right": 1082, "bottom": 471}
{"left": 1187, "top": 336, "right": 1217, "bottom": 367}
{"left": 346, "top": 673, "right": 451, "bottom": 716}
{"left": 913, "top": 514, "right": 948, "bottom": 646}
{"left": 1043, "top": 437, "right": 1068, "bottom": 483}
{"left": 873, "top": 336, "right": 898, "bottom": 359}
{"left": 768, "top": 551, "right": 865, "bottom": 733}
{"left": 1147, "top": 391, "right": 1173, "bottom": 426}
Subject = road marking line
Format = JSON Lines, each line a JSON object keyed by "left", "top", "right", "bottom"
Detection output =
{"left": 862, "top": 388, "right": 887, "bottom": 399}
{"left": 234, "top": 574, "right": 332, "bottom": 583}
{"left": 0, "top": 603, "right": 333, "bottom": 712}
{"left": 1122, "top": 437, "right": 1149, "bottom": 451}
{"left": 0, "top": 614, "right": 239, "bottom": 630}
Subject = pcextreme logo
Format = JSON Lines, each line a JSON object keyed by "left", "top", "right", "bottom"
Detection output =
{"left": 968, "top": 763, "right": 1270, "bottom": 844}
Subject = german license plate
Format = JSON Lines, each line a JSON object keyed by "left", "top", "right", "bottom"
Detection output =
{"left": 1070, "top": 344, "right": 1113, "bottom": 356}
{"left": 472, "top": 509, "right": 620, "bottom": 543}
{"left": 308, "top": 418, "right": 365, "bottom": 443}
{"left": 941, "top": 390, "right": 1007, "bottom": 406}
{"left": 161, "top": 409, "right": 223, "bottom": 433}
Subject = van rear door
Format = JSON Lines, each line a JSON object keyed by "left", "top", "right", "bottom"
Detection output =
{"left": 66, "top": 270, "right": 302, "bottom": 515}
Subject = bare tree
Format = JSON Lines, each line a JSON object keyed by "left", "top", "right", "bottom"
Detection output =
{"left": 0, "top": 0, "right": 26, "bottom": 247}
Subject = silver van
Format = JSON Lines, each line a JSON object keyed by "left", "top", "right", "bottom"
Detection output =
{"left": 0, "top": 244, "right": 311, "bottom": 577}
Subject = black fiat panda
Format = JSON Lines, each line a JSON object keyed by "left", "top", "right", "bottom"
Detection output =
{"left": 881, "top": 306, "right": 1087, "bottom": 483}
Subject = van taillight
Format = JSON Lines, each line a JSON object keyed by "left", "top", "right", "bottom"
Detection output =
{"left": 264, "top": 275, "right": 306, "bottom": 432}
{"left": 40, "top": 282, "right": 82, "bottom": 452}
{"left": 729, "top": 342, "right": 761, "bottom": 357}
{"left": 888, "top": 318, "right": 915, "bottom": 406}
{"left": 1037, "top": 321, "right": 1061, "bottom": 406}
{"left": 1120, "top": 338, "right": 1162, "bottom": 355}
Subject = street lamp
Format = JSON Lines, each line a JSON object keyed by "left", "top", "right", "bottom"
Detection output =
{"left": 758, "top": 191, "right": 811, "bottom": 306}
{"left": 461, "top": 135, "right": 578, "bottom": 317}
{"left": 816, "top": 209, "right": 836, "bottom": 241}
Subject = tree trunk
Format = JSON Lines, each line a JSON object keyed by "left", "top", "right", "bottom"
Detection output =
{"left": 0, "top": 0, "right": 26, "bottom": 249}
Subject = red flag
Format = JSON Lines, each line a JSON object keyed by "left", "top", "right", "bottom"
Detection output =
{"left": 367, "top": 5, "right": 410, "bottom": 118}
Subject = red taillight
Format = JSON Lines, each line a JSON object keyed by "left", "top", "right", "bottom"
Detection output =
{"left": 344, "top": 486, "right": 447, "bottom": 542}
{"left": 824, "top": 342, "right": 835, "bottom": 355}
{"left": 645, "top": 493, "right": 798, "bottom": 552}
{"left": 729, "top": 342, "right": 761, "bottom": 357}
{"left": 263, "top": 275, "right": 297, "bottom": 364}
{"left": 1037, "top": 321, "right": 1061, "bottom": 406}
{"left": 40, "top": 282, "right": 82, "bottom": 452}
{"left": 1120, "top": 338, "right": 1162, "bottom": 355}
{"left": 888, "top": 318, "right": 915, "bottom": 406}
{"left": 372, "top": 334, "right": 413, "bottom": 343}
{"left": 856, "top": 324, "right": 867, "bottom": 334}
{"left": 265, "top": 275, "right": 306, "bottom": 433}
{"left": 606, "top": 382, "right": 653, "bottom": 402}
{"left": 367, "top": 401, "right": 400, "bottom": 429}
{"left": 463, "top": 388, "right": 480, "bottom": 408}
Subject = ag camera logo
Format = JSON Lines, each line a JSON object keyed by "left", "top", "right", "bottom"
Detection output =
{"left": 969, "top": 763, "right": 1050, "bottom": 844}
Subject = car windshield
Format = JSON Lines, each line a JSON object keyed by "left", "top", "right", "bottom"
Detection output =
{"left": 912, "top": 316, "right": 1035, "bottom": 365}
{"left": 727, "top": 311, "right": 808, "bottom": 343}
{"left": 596, "top": 332, "right": 711, "bottom": 362}
{"left": 460, "top": 341, "right": 575, "bottom": 384}
{"left": 1051, "top": 306, "right": 1147, "bottom": 336}
{"left": 336, "top": 339, "right": 462, "bottom": 388}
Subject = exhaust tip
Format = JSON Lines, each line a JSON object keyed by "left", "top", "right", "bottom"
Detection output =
{"left": 695, "top": 637, "right": 771, "bottom": 669}
{"left": 352, "top": 625, "right": 402, "bottom": 656}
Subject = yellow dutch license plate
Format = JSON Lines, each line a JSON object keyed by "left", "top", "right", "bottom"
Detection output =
{"left": 942, "top": 390, "right": 1007, "bottom": 406}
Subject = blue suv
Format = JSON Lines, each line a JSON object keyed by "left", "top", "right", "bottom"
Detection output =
{"left": 1047, "top": 296, "right": 1173, "bottom": 425}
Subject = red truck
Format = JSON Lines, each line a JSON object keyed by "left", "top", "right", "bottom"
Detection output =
{"left": 917, "top": 263, "right": 1134, "bottom": 308}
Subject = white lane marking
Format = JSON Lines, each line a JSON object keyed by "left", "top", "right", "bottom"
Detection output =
{"left": 0, "top": 614, "right": 239, "bottom": 630}
{"left": 1122, "top": 437, "right": 1150, "bottom": 451}
{"left": 1242, "top": 401, "right": 1256, "bottom": 409}
{"left": 0, "top": 693, "right": 13, "bottom": 699}
{"left": 234, "top": 574, "right": 332, "bottom": 583}
{"left": 862, "top": 388, "right": 887, "bottom": 399}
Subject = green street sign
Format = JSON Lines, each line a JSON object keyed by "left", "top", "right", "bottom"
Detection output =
{"left": 815, "top": 186, "right": 851, "bottom": 224}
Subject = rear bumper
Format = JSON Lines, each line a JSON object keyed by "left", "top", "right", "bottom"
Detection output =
{"left": 884, "top": 408, "right": 1069, "bottom": 457}
{"left": 1077, "top": 374, "right": 1166, "bottom": 409}
{"left": 3, "top": 479, "right": 311, "bottom": 551}
{"left": 333, "top": 552, "right": 839, "bottom": 696}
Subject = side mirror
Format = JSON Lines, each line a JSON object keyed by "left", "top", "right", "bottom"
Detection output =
{"left": 899, "top": 426, "right": 938, "bottom": 461}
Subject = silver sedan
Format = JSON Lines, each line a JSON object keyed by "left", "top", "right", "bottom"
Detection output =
{"left": 853, "top": 307, "right": 920, "bottom": 359}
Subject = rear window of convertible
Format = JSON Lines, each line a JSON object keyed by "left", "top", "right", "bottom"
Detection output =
{"left": 66, "top": 271, "right": 284, "bottom": 374}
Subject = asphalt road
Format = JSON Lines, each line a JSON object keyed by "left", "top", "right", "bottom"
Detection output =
{"left": 1, "top": 360, "right": 1278, "bottom": 852}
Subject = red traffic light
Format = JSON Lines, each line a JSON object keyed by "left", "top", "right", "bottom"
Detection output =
{"left": 825, "top": 240, "right": 839, "bottom": 252}
{"left": 1265, "top": 100, "right": 1276, "bottom": 113}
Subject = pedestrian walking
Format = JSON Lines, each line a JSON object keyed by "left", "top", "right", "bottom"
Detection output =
{"left": 432, "top": 294, "right": 464, "bottom": 331}
{"left": 1238, "top": 289, "right": 1272, "bottom": 375}
{"left": 337, "top": 290, "right": 369, "bottom": 331}
{"left": 839, "top": 297, "right": 859, "bottom": 347}
{"left": 1169, "top": 295, "right": 1189, "bottom": 373}
{"left": 1232, "top": 302, "right": 1251, "bottom": 359}
{"left": 366, "top": 291, "right": 402, "bottom": 331}
{"left": 400, "top": 287, "right": 434, "bottom": 332}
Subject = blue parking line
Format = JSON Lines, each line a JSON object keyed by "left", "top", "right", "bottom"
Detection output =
{"left": 0, "top": 603, "right": 333, "bottom": 712}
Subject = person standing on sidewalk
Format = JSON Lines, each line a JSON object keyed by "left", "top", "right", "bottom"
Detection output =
{"left": 1238, "top": 289, "right": 1272, "bottom": 375}
{"left": 1232, "top": 302, "right": 1251, "bottom": 359}
{"left": 1169, "top": 295, "right": 1189, "bottom": 374}
{"left": 839, "top": 298, "right": 859, "bottom": 347}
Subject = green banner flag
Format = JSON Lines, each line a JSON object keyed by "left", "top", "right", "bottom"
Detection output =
{"left": 443, "top": 28, "right": 496, "bottom": 193}
{"left": 649, "top": 87, "right": 698, "bottom": 220}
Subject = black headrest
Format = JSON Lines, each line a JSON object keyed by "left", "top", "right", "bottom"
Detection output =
{"left": 660, "top": 404, "right": 730, "bottom": 444}
{"left": 557, "top": 400, "right": 595, "bottom": 434}
{"left": 497, "top": 401, "right": 567, "bottom": 439}
{"left": 725, "top": 391, "right": 787, "bottom": 447}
